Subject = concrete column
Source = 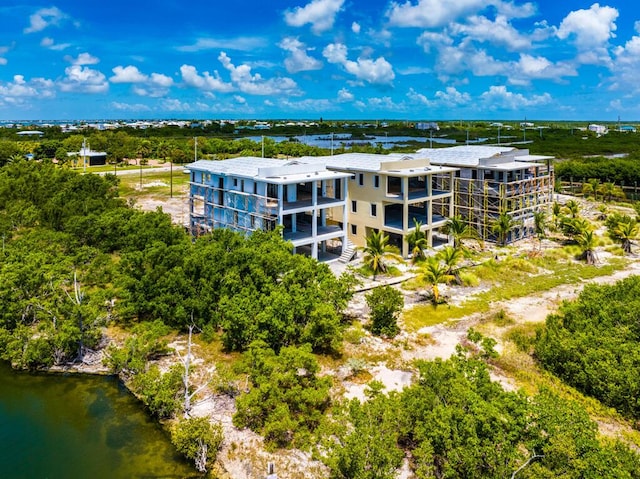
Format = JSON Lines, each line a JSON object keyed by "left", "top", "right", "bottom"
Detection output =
{"left": 402, "top": 176, "right": 409, "bottom": 257}
{"left": 277, "top": 184, "right": 284, "bottom": 226}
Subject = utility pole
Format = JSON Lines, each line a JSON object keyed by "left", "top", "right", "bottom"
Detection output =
{"left": 261, "top": 135, "right": 265, "bottom": 158}
{"left": 331, "top": 132, "right": 334, "bottom": 155}
{"left": 82, "top": 137, "right": 87, "bottom": 173}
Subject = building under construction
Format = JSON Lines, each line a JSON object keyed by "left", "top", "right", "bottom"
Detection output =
{"left": 414, "top": 146, "right": 554, "bottom": 243}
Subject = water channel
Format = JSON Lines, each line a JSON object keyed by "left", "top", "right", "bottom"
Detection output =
{"left": 0, "top": 362, "right": 197, "bottom": 478}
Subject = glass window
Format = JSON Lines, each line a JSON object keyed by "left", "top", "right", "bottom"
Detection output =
{"left": 374, "top": 175, "right": 380, "bottom": 188}
{"left": 351, "top": 200, "right": 357, "bottom": 213}
{"left": 351, "top": 224, "right": 357, "bottom": 235}
{"left": 371, "top": 204, "right": 377, "bottom": 216}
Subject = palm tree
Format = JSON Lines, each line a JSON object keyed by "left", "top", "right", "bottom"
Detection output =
{"left": 613, "top": 220, "right": 638, "bottom": 254}
{"left": 581, "top": 178, "right": 600, "bottom": 200}
{"left": 533, "top": 210, "right": 547, "bottom": 250}
{"left": 560, "top": 216, "right": 591, "bottom": 242}
{"left": 596, "top": 204, "right": 609, "bottom": 221}
{"left": 420, "top": 256, "right": 453, "bottom": 304}
{"left": 576, "top": 229, "right": 598, "bottom": 264}
{"left": 438, "top": 245, "right": 464, "bottom": 285}
{"left": 551, "top": 201, "right": 562, "bottom": 230}
{"left": 564, "top": 199, "right": 580, "bottom": 218}
{"left": 442, "top": 215, "right": 482, "bottom": 251}
{"left": 491, "top": 212, "right": 517, "bottom": 246}
{"left": 406, "top": 219, "right": 428, "bottom": 262}
{"left": 360, "top": 230, "right": 402, "bottom": 280}
{"left": 600, "top": 182, "right": 618, "bottom": 202}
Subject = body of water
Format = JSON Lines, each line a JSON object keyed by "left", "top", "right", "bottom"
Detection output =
{"left": 0, "top": 362, "right": 197, "bottom": 479}
{"left": 245, "top": 133, "right": 458, "bottom": 149}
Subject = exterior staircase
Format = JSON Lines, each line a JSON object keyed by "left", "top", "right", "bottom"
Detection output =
{"left": 338, "top": 241, "right": 357, "bottom": 263}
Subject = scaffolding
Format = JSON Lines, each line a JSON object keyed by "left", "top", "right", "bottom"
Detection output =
{"left": 189, "top": 181, "right": 279, "bottom": 236}
{"left": 453, "top": 173, "right": 553, "bottom": 243}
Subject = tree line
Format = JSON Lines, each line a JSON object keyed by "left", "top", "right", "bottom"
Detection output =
{"left": 0, "top": 160, "right": 355, "bottom": 370}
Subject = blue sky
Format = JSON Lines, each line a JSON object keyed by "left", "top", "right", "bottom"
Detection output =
{"left": 0, "top": 0, "right": 639, "bottom": 120}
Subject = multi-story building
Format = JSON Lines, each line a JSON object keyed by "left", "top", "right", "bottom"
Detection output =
{"left": 187, "top": 145, "right": 553, "bottom": 260}
{"left": 188, "top": 157, "right": 352, "bottom": 260}
{"left": 413, "top": 145, "right": 554, "bottom": 243}
{"left": 302, "top": 153, "right": 458, "bottom": 257}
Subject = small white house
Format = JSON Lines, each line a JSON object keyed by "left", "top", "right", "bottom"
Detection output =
{"left": 588, "top": 124, "right": 608, "bottom": 135}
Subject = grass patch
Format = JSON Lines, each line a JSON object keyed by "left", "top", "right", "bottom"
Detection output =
{"left": 343, "top": 322, "right": 366, "bottom": 345}
{"left": 117, "top": 169, "right": 190, "bottom": 199}
{"left": 402, "top": 254, "right": 629, "bottom": 332}
{"left": 490, "top": 309, "right": 515, "bottom": 327}
{"left": 355, "top": 263, "right": 404, "bottom": 280}
{"left": 458, "top": 271, "right": 480, "bottom": 287}
{"left": 504, "top": 322, "right": 540, "bottom": 352}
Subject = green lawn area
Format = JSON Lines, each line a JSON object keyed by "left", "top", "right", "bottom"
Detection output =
{"left": 117, "top": 169, "right": 190, "bottom": 199}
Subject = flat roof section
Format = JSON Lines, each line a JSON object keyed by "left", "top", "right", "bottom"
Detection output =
{"left": 187, "top": 157, "right": 351, "bottom": 184}
{"left": 301, "top": 152, "right": 457, "bottom": 176}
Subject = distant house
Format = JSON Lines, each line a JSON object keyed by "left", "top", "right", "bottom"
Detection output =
{"left": 620, "top": 125, "right": 636, "bottom": 133}
{"left": 67, "top": 147, "right": 107, "bottom": 166}
{"left": 588, "top": 124, "right": 607, "bottom": 135}
{"left": 17, "top": 130, "right": 44, "bottom": 138}
{"left": 415, "top": 122, "right": 440, "bottom": 131}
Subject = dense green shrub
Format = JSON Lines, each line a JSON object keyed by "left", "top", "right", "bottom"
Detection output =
{"left": 233, "top": 341, "right": 331, "bottom": 449}
{"left": 366, "top": 285, "right": 403, "bottom": 337}
{"left": 322, "top": 355, "right": 640, "bottom": 478}
{"left": 171, "top": 417, "right": 223, "bottom": 473}
{"left": 535, "top": 276, "right": 640, "bottom": 419}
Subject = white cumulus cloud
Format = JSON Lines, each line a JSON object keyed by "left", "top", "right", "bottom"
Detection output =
{"left": 480, "top": 85, "right": 551, "bottom": 109}
{"left": 24, "top": 7, "right": 69, "bottom": 33}
{"left": 337, "top": 88, "right": 354, "bottom": 102}
{"left": 110, "top": 66, "right": 173, "bottom": 97}
{"left": 435, "top": 86, "right": 471, "bottom": 106}
{"left": 387, "top": 0, "right": 487, "bottom": 28}
{"left": 451, "top": 15, "right": 532, "bottom": 50}
{"left": 284, "top": 0, "right": 345, "bottom": 34}
{"left": 59, "top": 65, "right": 108, "bottom": 93}
{"left": 323, "top": 43, "right": 395, "bottom": 85}
{"left": 64, "top": 53, "right": 99, "bottom": 66}
{"left": 406, "top": 87, "right": 432, "bottom": 106}
{"left": 278, "top": 37, "right": 323, "bottom": 73}
{"left": 218, "top": 52, "right": 300, "bottom": 95}
{"left": 557, "top": 3, "right": 618, "bottom": 49}
{"left": 0, "top": 75, "right": 55, "bottom": 103}
{"left": 110, "top": 66, "right": 148, "bottom": 83}
{"left": 180, "top": 64, "right": 234, "bottom": 93}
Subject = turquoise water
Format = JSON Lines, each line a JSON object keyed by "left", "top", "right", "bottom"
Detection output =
{"left": 0, "top": 362, "right": 198, "bottom": 478}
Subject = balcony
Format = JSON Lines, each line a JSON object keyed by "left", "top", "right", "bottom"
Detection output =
{"left": 283, "top": 222, "right": 344, "bottom": 242}
{"left": 283, "top": 192, "right": 345, "bottom": 211}
{"left": 383, "top": 204, "right": 446, "bottom": 231}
